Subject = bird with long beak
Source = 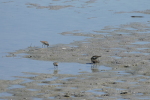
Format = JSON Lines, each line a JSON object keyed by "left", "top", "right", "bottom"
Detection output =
{"left": 40, "top": 41, "right": 49, "bottom": 47}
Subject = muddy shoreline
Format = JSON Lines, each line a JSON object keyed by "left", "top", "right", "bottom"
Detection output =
{"left": 2, "top": 22, "right": 150, "bottom": 99}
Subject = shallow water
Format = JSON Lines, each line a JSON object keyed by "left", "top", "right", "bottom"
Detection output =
{"left": 1, "top": 0, "right": 150, "bottom": 80}
{"left": 0, "top": 92, "right": 12, "bottom": 97}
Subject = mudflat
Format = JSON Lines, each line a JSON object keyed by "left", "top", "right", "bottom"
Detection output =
{"left": 2, "top": 22, "right": 150, "bottom": 100}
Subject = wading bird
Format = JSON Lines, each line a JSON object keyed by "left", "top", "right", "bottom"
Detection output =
{"left": 53, "top": 62, "right": 58, "bottom": 69}
{"left": 40, "top": 41, "right": 49, "bottom": 47}
{"left": 91, "top": 55, "right": 101, "bottom": 68}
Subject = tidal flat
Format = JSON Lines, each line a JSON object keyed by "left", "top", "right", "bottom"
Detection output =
{"left": 2, "top": 22, "right": 150, "bottom": 100}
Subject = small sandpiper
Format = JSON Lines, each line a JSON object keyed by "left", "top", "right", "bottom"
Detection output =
{"left": 53, "top": 62, "right": 58, "bottom": 69}
{"left": 91, "top": 55, "right": 101, "bottom": 67}
{"left": 40, "top": 41, "right": 49, "bottom": 47}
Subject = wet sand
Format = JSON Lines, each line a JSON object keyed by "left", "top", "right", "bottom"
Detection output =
{"left": 2, "top": 22, "right": 150, "bottom": 99}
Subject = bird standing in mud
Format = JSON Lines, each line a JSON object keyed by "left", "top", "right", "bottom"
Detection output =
{"left": 40, "top": 41, "right": 49, "bottom": 47}
{"left": 91, "top": 55, "right": 101, "bottom": 67}
{"left": 53, "top": 62, "right": 58, "bottom": 69}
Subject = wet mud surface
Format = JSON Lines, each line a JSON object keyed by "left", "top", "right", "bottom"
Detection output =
{"left": 2, "top": 22, "right": 150, "bottom": 99}
{"left": 1, "top": 71, "right": 150, "bottom": 100}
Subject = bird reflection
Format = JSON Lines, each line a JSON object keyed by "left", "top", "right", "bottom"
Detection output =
{"left": 53, "top": 69, "right": 58, "bottom": 74}
{"left": 91, "top": 67, "right": 100, "bottom": 73}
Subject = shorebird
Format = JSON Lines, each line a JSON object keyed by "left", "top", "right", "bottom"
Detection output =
{"left": 40, "top": 41, "right": 49, "bottom": 47}
{"left": 91, "top": 55, "right": 101, "bottom": 69}
{"left": 53, "top": 62, "right": 58, "bottom": 69}
{"left": 91, "top": 55, "right": 101, "bottom": 67}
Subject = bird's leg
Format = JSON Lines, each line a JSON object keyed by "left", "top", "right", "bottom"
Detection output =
{"left": 54, "top": 66, "right": 58, "bottom": 70}
{"left": 91, "top": 63, "right": 95, "bottom": 69}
